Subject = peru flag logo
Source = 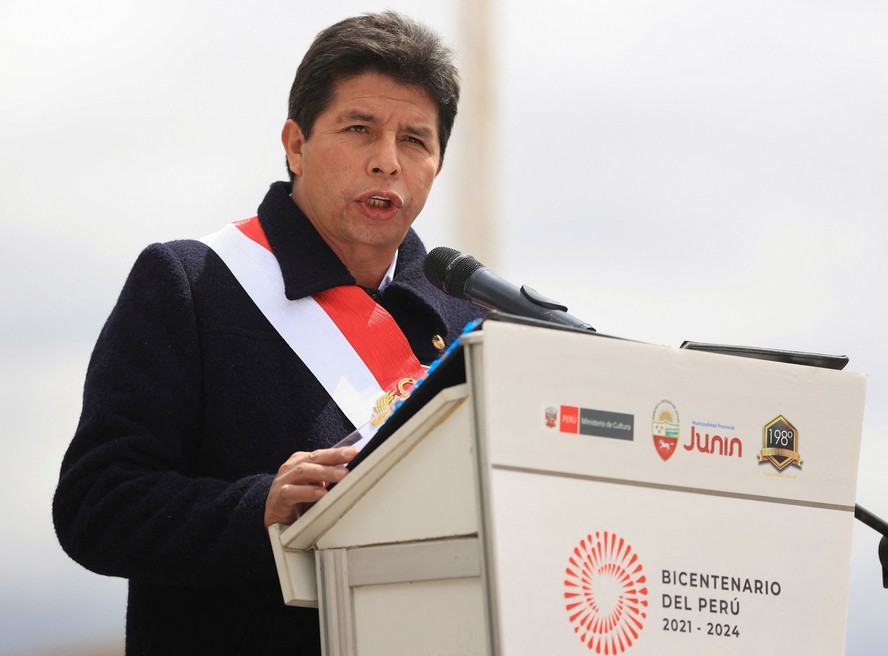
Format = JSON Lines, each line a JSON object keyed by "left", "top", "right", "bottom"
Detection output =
{"left": 652, "top": 400, "right": 679, "bottom": 461}
{"left": 560, "top": 405, "right": 580, "bottom": 434}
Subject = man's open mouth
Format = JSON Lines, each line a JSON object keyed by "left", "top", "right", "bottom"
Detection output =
{"left": 366, "top": 196, "right": 393, "bottom": 208}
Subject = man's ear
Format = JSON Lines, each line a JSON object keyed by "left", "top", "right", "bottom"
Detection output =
{"left": 281, "top": 119, "right": 305, "bottom": 177}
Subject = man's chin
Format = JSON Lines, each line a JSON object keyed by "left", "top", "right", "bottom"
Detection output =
{"left": 349, "top": 222, "right": 412, "bottom": 250}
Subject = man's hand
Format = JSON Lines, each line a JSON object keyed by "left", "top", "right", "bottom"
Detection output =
{"left": 264, "top": 446, "right": 358, "bottom": 528}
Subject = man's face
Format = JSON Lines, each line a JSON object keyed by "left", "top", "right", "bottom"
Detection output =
{"left": 284, "top": 72, "right": 441, "bottom": 266}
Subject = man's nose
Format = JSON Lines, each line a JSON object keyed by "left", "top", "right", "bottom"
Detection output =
{"left": 368, "top": 136, "right": 400, "bottom": 176}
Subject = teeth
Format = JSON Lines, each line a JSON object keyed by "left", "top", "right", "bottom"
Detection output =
{"left": 367, "top": 197, "right": 391, "bottom": 208}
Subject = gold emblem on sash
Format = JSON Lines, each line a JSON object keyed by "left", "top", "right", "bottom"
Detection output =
{"left": 369, "top": 365, "right": 431, "bottom": 427}
{"left": 370, "top": 377, "right": 418, "bottom": 427}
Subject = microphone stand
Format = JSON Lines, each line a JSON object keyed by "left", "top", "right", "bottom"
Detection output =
{"left": 854, "top": 504, "right": 888, "bottom": 588}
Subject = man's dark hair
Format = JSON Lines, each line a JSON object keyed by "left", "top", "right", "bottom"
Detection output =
{"left": 286, "top": 11, "right": 460, "bottom": 181}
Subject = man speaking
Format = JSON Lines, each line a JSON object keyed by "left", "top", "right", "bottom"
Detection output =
{"left": 53, "top": 12, "right": 482, "bottom": 655}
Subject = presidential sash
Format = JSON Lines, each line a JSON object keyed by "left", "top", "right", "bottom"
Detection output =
{"left": 201, "top": 217, "right": 425, "bottom": 431}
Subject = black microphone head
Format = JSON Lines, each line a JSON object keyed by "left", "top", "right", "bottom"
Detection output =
{"left": 424, "top": 246, "right": 485, "bottom": 299}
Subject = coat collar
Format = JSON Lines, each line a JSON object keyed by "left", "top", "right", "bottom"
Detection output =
{"left": 255, "top": 181, "right": 462, "bottom": 338}
{"left": 257, "top": 181, "right": 354, "bottom": 299}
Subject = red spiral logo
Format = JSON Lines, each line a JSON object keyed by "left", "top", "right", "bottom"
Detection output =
{"left": 564, "top": 531, "right": 648, "bottom": 654}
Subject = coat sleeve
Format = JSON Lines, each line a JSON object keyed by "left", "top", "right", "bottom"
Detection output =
{"left": 53, "top": 242, "right": 278, "bottom": 588}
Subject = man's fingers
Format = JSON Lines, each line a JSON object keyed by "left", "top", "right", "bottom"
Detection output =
{"left": 264, "top": 446, "right": 358, "bottom": 528}
{"left": 280, "top": 482, "right": 327, "bottom": 504}
{"left": 305, "top": 446, "right": 358, "bottom": 465}
{"left": 282, "top": 446, "right": 357, "bottom": 468}
{"left": 279, "top": 460, "right": 350, "bottom": 487}
{"left": 277, "top": 446, "right": 356, "bottom": 485}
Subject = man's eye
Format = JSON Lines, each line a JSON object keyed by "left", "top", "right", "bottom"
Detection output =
{"left": 404, "top": 136, "right": 424, "bottom": 146}
{"left": 348, "top": 125, "right": 367, "bottom": 133}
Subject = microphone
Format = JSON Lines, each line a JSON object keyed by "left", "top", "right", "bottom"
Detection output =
{"left": 424, "top": 247, "right": 595, "bottom": 332}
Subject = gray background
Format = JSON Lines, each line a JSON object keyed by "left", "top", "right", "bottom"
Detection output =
{"left": 2, "top": 1, "right": 886, "bottom": 653}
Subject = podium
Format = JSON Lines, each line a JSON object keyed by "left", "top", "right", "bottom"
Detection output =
{"left": 269, "top": 318, "right": 866, "bottom": 655}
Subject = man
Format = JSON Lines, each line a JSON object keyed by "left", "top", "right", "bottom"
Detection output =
{"left": 53, "top": 12, "right": 482, "bottom": 655}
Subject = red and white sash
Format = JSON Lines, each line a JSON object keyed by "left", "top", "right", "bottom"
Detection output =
{"left": 201, "top": 217, "right": 425, "bottom": 430}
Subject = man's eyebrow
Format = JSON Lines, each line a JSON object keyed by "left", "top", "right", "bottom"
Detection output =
{"left": 403, "top": 124, "right": 434, "bottom": 139}
{"left": 340, "top": 110, "right": 377, "bottom": 124}
{"left": 338, "top": 110, "right": 435, "bottom": 139}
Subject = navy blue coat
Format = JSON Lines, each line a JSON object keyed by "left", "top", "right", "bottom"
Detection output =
{"left": 53, "top": 182, "right": 483, "bottom": 655}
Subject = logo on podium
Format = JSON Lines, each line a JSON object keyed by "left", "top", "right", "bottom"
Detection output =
{"left": 564, "top": 531, "right": 648, "bottom": 653}
{"left": 652, "top": 400, "right": 680, "bottom": 461}
{"left": 545, "top": 406, "right": 558, "bottom": 428}
{"left": 545, "top": 404, "right": 635, "bottom": 441}
{"left": 759, "top": 415, "right": 802, "bottom": 471}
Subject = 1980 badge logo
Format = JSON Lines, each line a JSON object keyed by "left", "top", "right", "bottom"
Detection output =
{"left": 758, "top": 415, "right": 802, "bottom": 471}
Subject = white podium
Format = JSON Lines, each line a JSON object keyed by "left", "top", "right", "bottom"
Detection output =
{"left": 269, "top": 318, "right": 866, "bottom": 655}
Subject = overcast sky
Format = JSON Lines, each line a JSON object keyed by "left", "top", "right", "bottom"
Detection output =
{"left": 2, "top": 1, "right": 887, "bottom": 653}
